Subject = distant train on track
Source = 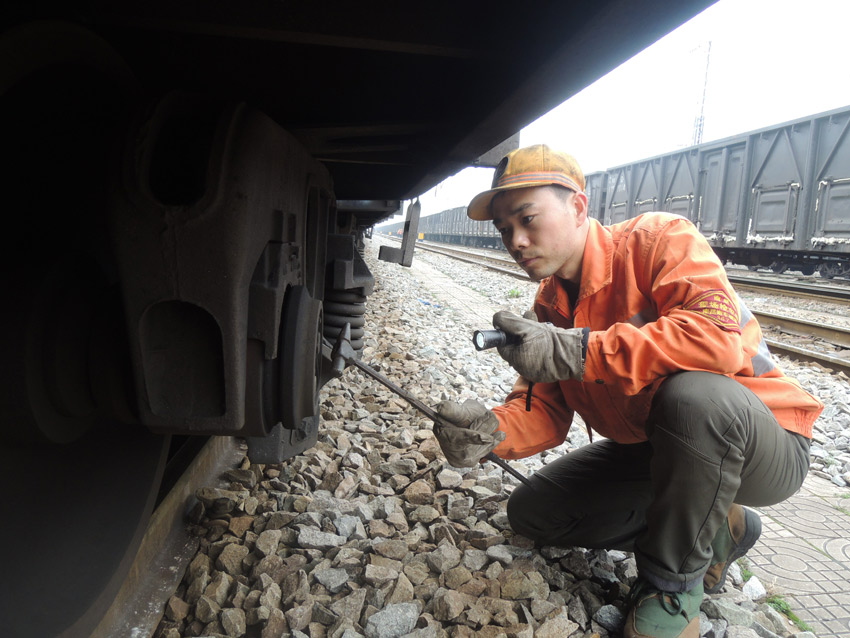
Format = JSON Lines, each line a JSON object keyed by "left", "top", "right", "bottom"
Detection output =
{"left": 381, "top": 105, "right": 850, "bottom": 279}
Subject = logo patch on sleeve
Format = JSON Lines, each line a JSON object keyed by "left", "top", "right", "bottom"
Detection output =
{"left": 682, "top": 289, "right": 741, "bottom": 332}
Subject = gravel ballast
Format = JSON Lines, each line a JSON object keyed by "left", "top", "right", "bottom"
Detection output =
{"left": 154, "top": 237, "right": 842, "bottom": 638}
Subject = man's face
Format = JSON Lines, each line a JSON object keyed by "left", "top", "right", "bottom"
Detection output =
{"left": 491, "top": 186, "right": 589, "bottom": 282}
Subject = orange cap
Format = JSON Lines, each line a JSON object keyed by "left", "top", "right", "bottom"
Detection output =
{"left": 467, "top": 144, "right": 585, "bottom": 220}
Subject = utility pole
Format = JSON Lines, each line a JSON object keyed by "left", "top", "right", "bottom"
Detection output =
{"left": 692, "top": 41, "right": 712, "bottom": 146}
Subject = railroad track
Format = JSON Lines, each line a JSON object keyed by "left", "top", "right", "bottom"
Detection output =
{"left": 726, "top": 273, "right": 850, "bottom": 305}
{"left": 396, "top": 238, "right": 850, "bottom": 376}
{"left": 392, "top": 238, "right": 530, "bottom": 280}
{"left": 93, "top": 437, "right": 245, "bottom": 637}
{"left": 754, "top": 311, "right": 850, "bottom": 376}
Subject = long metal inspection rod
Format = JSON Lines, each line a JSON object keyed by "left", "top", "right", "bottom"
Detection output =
{"left": 347, "top": 357, "right": 534, "bottom": 489}
{"left": 348, "top": 357, "right": 441, "bottom": 421}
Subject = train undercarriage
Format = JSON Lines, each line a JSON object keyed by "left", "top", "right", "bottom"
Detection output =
{"left": 0, "top": 23, "right": 378, "bottom": 636}
{"left": 716, "top": 248, "right": 850, "bottom": 279}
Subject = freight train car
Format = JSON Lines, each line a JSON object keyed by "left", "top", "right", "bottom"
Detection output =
{"left": 1, "top": 1, "right": 715, "bottom": 635}
{"left": 589, "top": 105, "right": 850, "bottom": 278}
{"left": 381, "top": 208, "right": 506, "bottom": 250}
{"left": 419, "top": 206, "right": 504, "bottom": 249}
{"left": 391, "top": 105, "right": 850, "bottom": 279}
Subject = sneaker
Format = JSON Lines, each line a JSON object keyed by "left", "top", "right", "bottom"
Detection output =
{"left": 703, "top": 504, "right": 762, "bottom": 594}
{"left": 623, "top": 579, "right": 703, "bottom": 638}
{"left": 624, "top": 579, "right": 703, "bottom": 638}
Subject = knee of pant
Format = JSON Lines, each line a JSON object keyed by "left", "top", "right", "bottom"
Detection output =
{"left": 506, "top": 485, "right": 580, "bottom": 543}
{"left": 506, "top": 487, "right": 535, "bottom": 536}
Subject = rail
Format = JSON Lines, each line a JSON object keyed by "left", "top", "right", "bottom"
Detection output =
{"left": 93, "top": 437, "right": 244, "bottom": 637}
{"left": 726, "top": 274, "right": 850, "bottom": 305}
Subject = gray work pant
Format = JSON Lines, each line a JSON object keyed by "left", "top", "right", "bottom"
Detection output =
{"left": 506, "top": 371, "right": 811, "bottom": 592}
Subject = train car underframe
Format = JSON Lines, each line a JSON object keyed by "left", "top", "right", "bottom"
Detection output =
{"left": 717, "top": 247, "right": 850, "bottom": 278}
{"left": 0, "top": 22, "right": 376, "bottom": 637}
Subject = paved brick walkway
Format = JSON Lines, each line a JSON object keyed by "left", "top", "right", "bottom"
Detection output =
{"left": 750, "top": 475, "right": 850, "bottom": 638}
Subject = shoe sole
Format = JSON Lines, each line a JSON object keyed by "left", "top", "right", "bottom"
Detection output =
{"left": 705, "top": 507, "right": 762, "bottom": 594}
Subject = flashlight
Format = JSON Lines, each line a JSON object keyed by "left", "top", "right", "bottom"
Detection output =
{"left": 472, "top": 329, "right": 520, "bottom": 351}
{"left": 472, "top": 328, "right": 534, "bottom": 412}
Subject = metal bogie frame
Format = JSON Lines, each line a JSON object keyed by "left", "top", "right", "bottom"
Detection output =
{"left": 0, "top": 28, "right": 379, "bottom": 635}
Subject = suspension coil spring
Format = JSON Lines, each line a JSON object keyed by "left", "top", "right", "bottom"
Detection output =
{"left": 323, "top": 289, "right": 367, "bottom": 351}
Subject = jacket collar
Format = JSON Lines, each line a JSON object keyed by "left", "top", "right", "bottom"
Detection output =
{"left": 538, "top": 218, "right": 614, "bottom": 310}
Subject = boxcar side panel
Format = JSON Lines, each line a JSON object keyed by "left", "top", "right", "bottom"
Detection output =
{"left": 811, "top": 111, "right": 850, "bottom": 255}
{"left": 700, "top": 143, "right": 746, "bottom": 243}
{"left": 661, "top": 150, "right": 699, "bottom": 222}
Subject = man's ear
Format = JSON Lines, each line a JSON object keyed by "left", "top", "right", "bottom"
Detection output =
{"left": 573, "top": 191, "right": 589, "bottom": 225}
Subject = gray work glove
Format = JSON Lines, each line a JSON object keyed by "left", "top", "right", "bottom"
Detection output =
{"left": 433, "top": 399, "right": 505, "bottom": 468}
{"left": 493, "top": 310, "right": 586, "bottom": 383}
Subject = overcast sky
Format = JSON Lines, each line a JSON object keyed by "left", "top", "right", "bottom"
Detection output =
{"left": 381, "top": 0, "right": 850, "bottom": 225}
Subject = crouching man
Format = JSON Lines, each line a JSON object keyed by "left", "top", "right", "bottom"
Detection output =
{"left": 434, "top": 145, "right": 822, "bottom": 638}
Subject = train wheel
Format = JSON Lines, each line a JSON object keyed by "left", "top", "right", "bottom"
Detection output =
{"left": 819, "top": 263, "right": 838, "bottom": 279}
{"left": 246, "top": 285, "right": 325, "bottom": 463}
{"left": 0, "top": 254, "right": 172, "bottom": 637}
{"left": 0, "top": 22, "right": 171, "bottom": 637}
{"left": 1, "top": 428, "right": 169, "bottom": 637}
{"left": 770, "top": 262, "right": 788, "bottom": 274}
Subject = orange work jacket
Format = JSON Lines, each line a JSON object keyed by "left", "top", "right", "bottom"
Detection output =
{"left": 491, "top": 213, "right": 823, "bottom": 460}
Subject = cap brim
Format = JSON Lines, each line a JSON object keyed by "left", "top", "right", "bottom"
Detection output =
{"left": 467, "top": 189, "right": 500, "bottom": 221}
{"left": 467, "top": 181, "right": 576, "bottom": 220}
